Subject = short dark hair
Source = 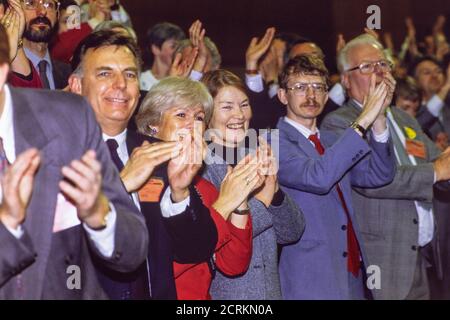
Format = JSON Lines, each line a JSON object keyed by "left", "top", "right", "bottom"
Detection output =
{"left": 71, "top": 30, "right": 142, "bottom": 73}
{"left": 408, "top": 55, "right": 442, "bottom": 78}
{"left": 395, "top": 77, "right": 421, "bottom": 103}
{"left": 279, "top": 55, "right": 329, "bottom": 89}
{"left": 143, "top": 22, "right": 185, "bottom": 64}
{"left": 0, "top": 24, "right": 10, "bottom": 66}
{"left": 201, "top": 69, "right": 247, "bottom": 99}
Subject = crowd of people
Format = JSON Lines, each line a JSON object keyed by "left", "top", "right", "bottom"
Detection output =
{"left": 1, "top": 0, "right": 450, "bottom": 300}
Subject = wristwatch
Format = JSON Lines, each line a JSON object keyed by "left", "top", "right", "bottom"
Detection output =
{"left": 233, "top": 207, "right": 251, "bottom": 215}
{"left": 350, "top": 121, "right": 367, "bottom": 138}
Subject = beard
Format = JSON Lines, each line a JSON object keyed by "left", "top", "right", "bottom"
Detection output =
{"left": 23, "top": 16, "right": 55, "bottom": 43}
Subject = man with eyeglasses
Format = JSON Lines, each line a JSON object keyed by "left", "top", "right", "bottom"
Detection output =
{"left": 273, "top": 54, "right": 395, "bottom": 299}
{"left": 20, "top": 0, "right": 72, "bottom": 89}
{"left": 322, "top": 34, "right": 450, "bottom": 300}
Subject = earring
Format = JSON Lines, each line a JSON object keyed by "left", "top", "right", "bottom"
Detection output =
{"left": 149, "top": 127, "right": 157, "bottom": 136}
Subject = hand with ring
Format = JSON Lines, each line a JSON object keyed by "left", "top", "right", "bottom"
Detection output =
{"left": 213, "top": 154, "right": 265, "bottom": 220}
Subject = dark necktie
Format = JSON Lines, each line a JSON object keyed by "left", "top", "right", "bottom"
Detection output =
{"left": 38, "top": 60, "right": 50, "bottom": 89}
{"left": 106, "top": 139, "right": 124, "bottom": 171}
{"left": 308, "top": 133, "right": 361, "bottom": 277}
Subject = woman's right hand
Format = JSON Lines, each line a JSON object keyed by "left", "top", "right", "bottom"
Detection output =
{"left": 213, "top": 154, "right": 264, "bottom": 220}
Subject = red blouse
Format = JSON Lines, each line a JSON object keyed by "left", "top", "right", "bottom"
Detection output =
{"left": 173, "top": 177, "right": 253, "bottom": 300}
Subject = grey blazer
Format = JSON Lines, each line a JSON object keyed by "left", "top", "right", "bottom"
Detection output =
{"left": 321, "top": 100, "right": 442, "bottom": 300}
{"left": 202, "top": 151, "right": 305, "bottom": 300}
{"left": 0, "top": 87, "right": 148, "bottom": 299}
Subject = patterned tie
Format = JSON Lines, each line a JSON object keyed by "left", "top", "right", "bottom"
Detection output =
{"left": 38, "top": 60, "right": 50, "bottom": 89}
{"left": 308, "top": 133, "right": 361, "bottom": 277}
{"left": 106, "top": 139, "right": 124, "bottom": 171}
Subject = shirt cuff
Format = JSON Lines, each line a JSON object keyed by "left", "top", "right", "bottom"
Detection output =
{"left": 5, "top": 224, "right": 24, "bottom": 239}
{"left": 371, "top": 126, "right": 390, "bottom": 143}
{"left": 189, "top": 70, "right": 203, "bottom": 82}
{"left": 83, "top": 203, "right": 117, "bottom": 258}
{"left": 328, "top": 83, "right": 346, "bottom": 106}
{"left": 160, "top": 187, "right": 190, "bottom": 218}
{"left": 427, "top": 95, "right": 445, "bottom": 117}
{"left": 245, "top": 74, "right": 264, "bottom": 93}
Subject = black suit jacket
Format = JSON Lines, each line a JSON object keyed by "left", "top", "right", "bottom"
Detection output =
{"left": 97, "top": 131, "right": 218, "bottom": 300}
{"left": 52, "top": 59, "right": 71, "bottom": 90}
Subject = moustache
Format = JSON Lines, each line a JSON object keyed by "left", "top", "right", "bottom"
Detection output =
{"left": 301, "top": 100, "right": 320, "bottom": 108}
{"left": 29, "top": 16, "right": 52, "bottom": 28}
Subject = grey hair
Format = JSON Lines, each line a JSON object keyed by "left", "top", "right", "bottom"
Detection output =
{"left": 135, "top": 77, "right": 213, "bottom": 135}
{"left": 337, "top": 34, "right": 384, "bottom": 74}
{"left": 175, "top": 37, "right": 222, "bottom": 71}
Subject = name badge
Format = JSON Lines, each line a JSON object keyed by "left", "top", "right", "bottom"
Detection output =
{"left": 138, "top": 177, "right": 165, "bottom": 202}
{"left": 405, "top": 139, "right": 426, "bottom": 159}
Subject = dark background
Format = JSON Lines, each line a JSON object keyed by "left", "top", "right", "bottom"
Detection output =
{"left": 122, "top": 0, "right": 450, "bottom": 71}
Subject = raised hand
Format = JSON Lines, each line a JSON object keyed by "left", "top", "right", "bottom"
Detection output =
{"left": 336, "top": 33, "right": 346, "bottom": 54}
{"left": 0, "top": 0, "right": 25, "bottom": 61}
{"left": 120, "top": 141, "right": 181, "bottom": 193}
{"left": 0, "top": 148, "right": 41, "bottom": 230}
{"left": 246, "top": 27, "right": 276, "bottom": 71}
{"left": 253, "top": 137, "right": 279, "bottom": 207}
{"left": 355, "top": 73, "right": 389, "bottom": 132}
{"left": 383, "top": 32, "right": 395, "bottom": 52}
{"left": 434, "top": 146, "right": 450, "bottom": 181}
{"left": 169, "top": 48, "right": 199, "bottom": 78}
{"left": 259, "top": 45, "right": 279, "bottom": 84}
{"left": 213, "top": 154, "right": 265, "bottom": 219}
{"left": 189, "top": 19, "right": 208, "bottom": 73}
{"left": 167, "top": 123, "right": 205, "bottom": 202}
{"left": 59, "top": 150, "right": 110, "bottom": 230}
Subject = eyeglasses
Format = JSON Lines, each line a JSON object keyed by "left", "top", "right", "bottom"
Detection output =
{"left": 23, "top": 0, "right": 59, "bottom": 11}
{"left": 285, "top": 82, "right": 328, "bottom": 96}
{"left": 346, "top": 60, "right": 393, "bottom": 74}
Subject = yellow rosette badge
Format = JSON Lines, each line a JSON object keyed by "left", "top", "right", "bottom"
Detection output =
{"left": 404, "top": 126, "right": 417, "bottom": 140}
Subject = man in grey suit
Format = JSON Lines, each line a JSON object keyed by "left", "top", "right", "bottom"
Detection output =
{"left": 321, "top": 34, "right": 450, "bottom": 300}
{"left": 0, "top": 25, "right": 148, "bottom": 299}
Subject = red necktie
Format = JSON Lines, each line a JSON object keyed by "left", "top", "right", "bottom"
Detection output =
{"left": 308, "top": 133, "right": 361, "bottom": 277}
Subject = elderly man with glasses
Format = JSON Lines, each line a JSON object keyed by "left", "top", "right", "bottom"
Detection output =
{"left": 321, "top": 34, "right": 450, "bottom": 300}
{"left": 273, "top": 54, "right": 395, "bottom": 299}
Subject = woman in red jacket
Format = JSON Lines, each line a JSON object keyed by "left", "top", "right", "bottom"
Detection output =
{"left": 135, "top": 76, "right": 264, "bottom": 299}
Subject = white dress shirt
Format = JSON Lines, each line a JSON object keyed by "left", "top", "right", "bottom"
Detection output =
{"left": 0, "top": 85, "right": 116, "bottom": 257}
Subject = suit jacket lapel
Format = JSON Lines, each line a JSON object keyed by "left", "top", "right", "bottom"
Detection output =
{"left": 390, "top": 107, "right": 428, "bottom": 165}
{"left": 11, "top": 88, "right": 62, "bottom": 298}
{"left": 277, "top": 118, "right": 320, "bottom": 159}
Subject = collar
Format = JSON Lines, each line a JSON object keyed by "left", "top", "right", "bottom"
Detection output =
{"left": 0, "top": 85, "right": 16, "bottom": 162}
{"left": 102, "top": 129, "right": 127, "bottom": 147}
{"left": 24, "top": 47, "right": 53, "bottom": 72}
{"left": 284, "top": 116, "right": 319, "bottom": 140}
